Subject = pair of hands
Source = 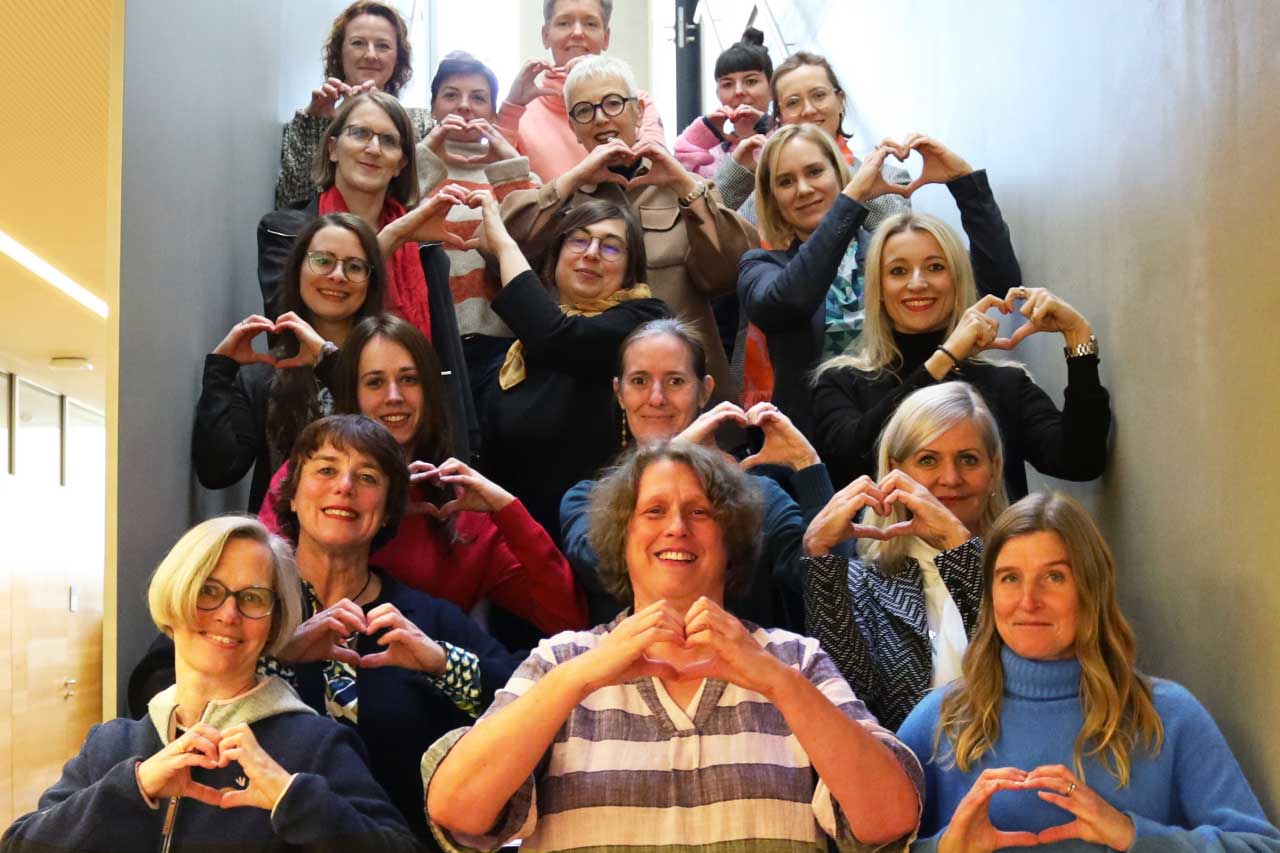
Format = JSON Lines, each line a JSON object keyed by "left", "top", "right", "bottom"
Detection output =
{"left": 940, "top": 765, "right": 1136, "bottom": 852}
{"left": 942, "top": 287, "right": 1092, "bottom": 365}
{"left": 384, "top": 183, "right": 509, "bottom": 255}
{"left": 136, "top": 722, "right": 291, "bottom": 811}
{"left": 677, "top": 401, "right": 819, "bottom": 472}
{"left": 407, "top": 456, "right": 515, "bottom": 518}
{"left": 568, "top": 138, "right": 700, "bottom": 198}
{"left": 212, "top": 312, "right": 325, "bottom": 369}
{"left": 277, "top": 596, "right": 447, "bottom": 675}
{"left": 424, "top": 115, "right": 519, "bottom": 167}
{"left": 707, "top": 104, "right": 766, "bottom": 144}
{"left": 843, "top": 134, "right": 974, "bottom": 202}
{"left": 304, "top": 77, "right": 376, "bottom": 119}
{"left": 575, "top": 598, "right": 784, "bottom": 697}
{"left": 804, "top": 470, "right": 971, "bottom": 557}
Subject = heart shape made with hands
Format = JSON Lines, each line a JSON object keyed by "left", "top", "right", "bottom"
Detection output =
{"left": 844, "top": 476, "right": 920, "bottom": 542}
{"left": 883, "top": 142, "right": 925, "bottom": 190}
{"left": 641, "top": 611, "right": 718, "bottom": 677}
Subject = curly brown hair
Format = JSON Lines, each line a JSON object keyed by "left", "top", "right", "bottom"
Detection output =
{"left": 587, "top": 441, "right": 762, "bottom": 605}
{"left": 322, "top": 2, "right": 413, "bottom": 96}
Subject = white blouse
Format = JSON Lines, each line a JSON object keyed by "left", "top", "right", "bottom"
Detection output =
{"left": 906, "top": 538, "right": 970, "bottom": 688}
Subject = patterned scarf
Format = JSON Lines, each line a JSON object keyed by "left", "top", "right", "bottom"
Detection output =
{"left": 821, "top": 238, "right": 866, "bottom": 359}
{"left": 498, "top": 283, "right": 654, "bottom": 390}
{"left": 300, "top": 577, "right": 361, "bottom": 724}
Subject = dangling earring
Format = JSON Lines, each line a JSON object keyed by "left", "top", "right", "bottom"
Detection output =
{"left": 620, "top": 405, "right": 630, "bottom": 449}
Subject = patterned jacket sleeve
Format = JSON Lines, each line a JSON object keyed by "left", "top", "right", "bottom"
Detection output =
{"left": 804, "top": 554, "right": 879, "bottom": 710}
{"left": 275, "top": 112, "right": 327, "bottom": 210}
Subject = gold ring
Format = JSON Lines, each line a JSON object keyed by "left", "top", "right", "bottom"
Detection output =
{"left": 1066, "top": 782, "right": 1077, "bottom": 794}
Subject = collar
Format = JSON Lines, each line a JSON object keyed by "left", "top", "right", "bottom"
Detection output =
{"left": 894, "top": 328, "right": 948, "bottom": 371}
{"left": 147, "top": 676, "right": 315, "bottom": 745}
{"left": 1001, "top": 646, "right": 1082, "bottom": 700}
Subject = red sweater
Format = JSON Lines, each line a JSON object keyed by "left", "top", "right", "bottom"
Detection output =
{"left": 258, "top": 463, "right": 587, "bottom": 635}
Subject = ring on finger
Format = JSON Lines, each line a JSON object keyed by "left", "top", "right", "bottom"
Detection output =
{"left": 1066, "top": 782, "right": 1077, "bottom": 794}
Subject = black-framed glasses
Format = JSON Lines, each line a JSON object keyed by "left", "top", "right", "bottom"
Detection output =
{"left": 306, "top": 251, "right": 371, "bottom": 282}
{"left": 568, "top": 94, "right": 637, "bottom": 125}
{"left": 342, "top": 124, "right": 401, "bottom": 151}
{"left": 196, "top": 578, "right": 277, "bottom": 620}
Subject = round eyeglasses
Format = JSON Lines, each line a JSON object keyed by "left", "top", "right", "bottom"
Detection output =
{"left": 342, "top": 124, "right": 401, "bottom": 151}
{"left": 196, "top": 578, "right": 277, "bottom": 620}
{"left": 563, "top": 231, "right": 626, "bottom": 262}
{"left": 568, "top": 94, "right": 637, "bottom": 125}
{"left": 306, "top": 251, "right": 371, "bottom": 283}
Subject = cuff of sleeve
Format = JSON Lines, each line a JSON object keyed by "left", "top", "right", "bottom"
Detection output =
{"left": 682, "top": 117, "right": 722, "bottom": 150}
{"left": 499, "top": 100, "right": 527, "bottom": 120}
{"left": 715, "top": 156, "right": 756, "bottom": 202}
{"left": 426, "top": 642, "right": 484, "bottom": 717}
{"left": 945, "top": 168, "right": 991, "bottom": 201}
{"left": 1065, "top": 352, "right": 1102, "bottom": 378}
{"left": 269, "top": 772, "right": 300, "bottom": 821}
{"left": 134, "top": 761, "right": 161, "bottom": 810}
{"left": 536, "top": 181, "right": 564, "bottom": 211}
{"left": 791, "top": 463, "right": 835, "bottom": 512}
{"left": 485, "top": 156, "right": 532, "bottom": 186}
{"left": 204, "top": 352, "right": 241, "bottom": 378}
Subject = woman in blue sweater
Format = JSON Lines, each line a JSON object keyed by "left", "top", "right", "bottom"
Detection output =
{"left": 897, "top": 492, "right": 1279, "bottom": 851}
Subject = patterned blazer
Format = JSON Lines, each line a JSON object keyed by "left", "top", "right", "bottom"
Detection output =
{"left": 804, "top": 538, "right": 984, "bottom": 731}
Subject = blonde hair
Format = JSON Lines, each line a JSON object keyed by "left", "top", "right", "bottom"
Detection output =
{"left": 754, "top": 124, "right": 852, "bottom": 248}
{"left": 817, "top": 212, "right": 978, "bottom": 376}
{"left": 935, "top": 492, "right": 1164, "bottom": 786}
{"left": 148, "top": 516, "right": 302, "bottom": 657}
{"left": 858, "top": 382, "right": 1006, "bottom": 572}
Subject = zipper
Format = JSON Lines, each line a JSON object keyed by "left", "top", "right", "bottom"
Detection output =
{"left": 160, "top": 797, "right": 178, "bottom": 853}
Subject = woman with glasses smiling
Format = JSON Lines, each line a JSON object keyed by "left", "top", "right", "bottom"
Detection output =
{"left": 2, "top": 515, "right": 421, "bottom": 851}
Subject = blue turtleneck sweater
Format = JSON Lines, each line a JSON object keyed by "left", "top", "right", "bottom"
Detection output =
{"left": 897, "top": 647, "right": 1279, "bottom": 851}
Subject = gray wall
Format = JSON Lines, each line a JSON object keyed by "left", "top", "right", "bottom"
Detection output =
{"left": 117, "top": 0, "right": 285, "bottom": 711}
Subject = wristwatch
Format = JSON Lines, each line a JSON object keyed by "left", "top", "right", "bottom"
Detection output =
{"left": 1063, "top": 335, "right": 1099, "bottom": 359}
{"left": 317, "top": 340, "right": 340, "bottom": 366}
{"left": 678, "top": 180, "right": 708, "bottom": 208}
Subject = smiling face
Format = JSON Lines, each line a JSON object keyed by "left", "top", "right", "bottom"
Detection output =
{"left": 615, "top": 334, "right": 712, "bottom": 444}
{"left": 291, "top": 441, "right": 389, "bottom": 556}
{"left": 625, "top": 460, "right": 727, "bottom": 610}
{"left": 774, "top": 63, "right": 845, "bottom": 137}
{"left": 329, "top": 100, "right": 406, "bottom": 196}
{"left": 172, "top": 537, "right": 275, "bottom": 688}
{"left": 771, "top": 136, "right": 841, "bottom": 240}
{"left": 880, "top": 228, "right": 957, "bottom": 334}
{"left": 992, "top": 530, "right": 1080, "bottom": 661}
{"left": 299, "top": 225, "right": 369, "bottom": 325}
{"left": 717, "top": 69, "right": 771, "bottom": 112}
{"left": 567, "top": 73, "right": 639, "bottom": 150}
{"left": 356, "top": 336, "right": 422, "bottom": 452}
{"left": 554, "top": 217, "right": 629, "bottom": 304}
{"left": 431, "top": 72, "right": 495, "bottom": 127}
{"left": 892, "top": 419, "right": 996, "bottom": 533}
{"left": 542, "top": 0, "right": 610, "bottom": 67}
{"left": 341, "top": 13, "right": 398, "bottom": 90}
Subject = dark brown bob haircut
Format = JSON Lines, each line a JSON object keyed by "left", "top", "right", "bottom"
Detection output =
{"left": 274, "top": 414, "right": 409, "bottom": 553}
{"left": 274, "top": 212, "right": 387, "bottom": 327}
{"left": 312, "top": 91, "right": 420, "bottom": 207}
{"left": 587, "top": 440, "right": 762, "bottom": 605}
{"left": 322, "top": 2, "right": 414, "bottom": 96}
{"left": 538, "top": 199, "right": 648, "bottom": 294}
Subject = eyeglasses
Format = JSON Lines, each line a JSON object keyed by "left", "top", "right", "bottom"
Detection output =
{"left": 568, "top": 94, "right": 637, "bottom": 125}
{"left": 342, "top": 124, "right": 401, "bottom": 151}
{"left": 779, "top": 87, "right": 839, "bottom": 116}
{"left": 563, "top": 231, "right": 627, "bottom": 261}
{"left": 196, "top": 578, "right": 277, "bottom": 620}
{"left": 306, "top": 251, "right": 371, "bottom": 282}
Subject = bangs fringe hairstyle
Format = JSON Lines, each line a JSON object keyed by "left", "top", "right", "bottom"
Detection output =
{"left": 322, "top": 2, "right": 413, "bottom": 96}
{"left": 587, "top": 441, "right": 762, "bottom": 605}
{"left": 274, "top": 414, "right": 409, "bottom": 554}
{"left": 754, "top": 124, "right": 852, "bottom": 249}
{"left": 312, "top": 91, "right": 420, "bottom": 207}
{"left": 148, "top": 515, "right": 302, "bottom": 657}
{"left": 539, "top": 199, "right": 647, "bottom": 293}
{"left": 563, "top": 54, "right": 639, "bottom": 107}
{"left": 859, "top": 382, "right": 1007, "bottom": 572}
{"left": 935, "top": 492, "right": 1164, "bottom": 786}
{"left": 818, "top": 212, "right": 978, "bottom": 377}
{"left": 714, "top": 27, "right": 772, "bottom": 80}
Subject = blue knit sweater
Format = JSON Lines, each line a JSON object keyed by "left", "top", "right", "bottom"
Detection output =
{"left": 898, "top": 647, "right": 1279, "bottom": 851}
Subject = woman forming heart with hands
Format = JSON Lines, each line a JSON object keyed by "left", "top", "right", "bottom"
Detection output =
{"left": 425, "top": 441, "right": 925, "bottom": 851}
{"left": 898, "top": 492, "right": 1280, "bottom": 850}
{"left": 804, "top": 382, "right": 1007, "bottom": 730}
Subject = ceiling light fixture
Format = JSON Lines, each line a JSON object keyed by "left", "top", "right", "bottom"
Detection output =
{"left": 0, "top": 229, "right": 109, "bottom": 319}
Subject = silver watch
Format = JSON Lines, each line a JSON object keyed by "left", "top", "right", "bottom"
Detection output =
{"left": 1063, "top": 335, "right": 1099, "bottom": 359}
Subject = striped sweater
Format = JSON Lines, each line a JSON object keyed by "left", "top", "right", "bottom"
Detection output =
{"left": 422, "top": 617, "right": 923, "bottom": 852}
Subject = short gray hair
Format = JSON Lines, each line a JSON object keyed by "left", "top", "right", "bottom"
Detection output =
{"left": 543, "top": 0, "right": 613, "bottom": 26}
{"left": 148, "top": 515, "right": 302, "bottom": 657}
{"left": 587, "top": 441, "right": 763, "bottom": 605}
{"left": 563, "top": 55, "right": 638, "bottom": 110}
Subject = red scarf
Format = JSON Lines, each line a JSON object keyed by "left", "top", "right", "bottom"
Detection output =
{"left": 319, "top": 186, "right": 432, "bottom": 340}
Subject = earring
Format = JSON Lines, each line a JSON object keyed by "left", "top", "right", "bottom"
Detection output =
{"left": 620, "top": 406, "right": 629, "bottom": 449}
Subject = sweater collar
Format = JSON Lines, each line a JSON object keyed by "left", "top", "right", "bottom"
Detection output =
{"left": 1001, "top": 646, "right": 1082, "bottom": 700}
{"left": 894, "top": 328, "right": 948, "bottom": 372}
{"left": 147, "top": 676, "right": 315, "bottom": 745}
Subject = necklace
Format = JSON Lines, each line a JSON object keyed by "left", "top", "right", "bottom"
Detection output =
{"left": 349, "top": 570, "right": 373, "bottom": 605}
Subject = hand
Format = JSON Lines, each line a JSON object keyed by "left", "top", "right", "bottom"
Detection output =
{"left": 571, "top": 600, "right": 687, "bottom": 694}
{"left": 275, "top": 599, "right": 367, "bottom": 666}
{"left": 506, "top": 59, "right": 557, "bottom": 106}
{"left": 304, "top": 77, "right": 365, "bottom": 119}
{"left": 457, "top": 188, "right": 517, "bottom": 256}
{"left": 359, "top": 602, "right": 448, "bottom": 673}
{"left": 731, "top": 134, "right": 767, "bottom": 171}
{"left": 842, "top": 145, "right": 909, "bottom": 203}
{"left": 215, "top": 723, "right": 294, "bottom": 810}
{"left": 383, "top": 186, "right": 469, "bottom": 253}
{"left": 740, "top": 402, "right": 820, "bottom": 471}
{"left": 675, "top": 401, "right": 747, "bottom": 448}
{"left": 271, "top": 311, "right": 326, "bottom": 369}
{"left": 941, "top": 293, "right": 1019, "bottom": 361}
{"left": 136, "top": 722, "right": 224, "bottom": 805}
{"left": 424, "top": 114, "right": 481, "bottom": 166}
{"left": 680, "top": 597, "right": 782, "bottom": 695}
{"left": 877, "top": 469, "right": 972, "bottom": 551}
{"left": 566, "top": 138, "right": 637, "bottom": 190}
{"left": 937, "top": 768, "right": 1040, "bottom": 853}
{"left": 1001, "top": 287, "right": 1093, "bottom": 349}
{"left": 627, "top": 142, "right": 698, "bottom": 197}
{"left": 212, "top": 315, "right": 277, "bottom": 367}
{"left": 1026, "top": 765, "right": 1136, "bottom": 851}
{"left": 803, "top": 476, "right": 893, "bottom": 557}
{"left": 891, "top": 133, "right": 973, "bottom": 194}
{"left": 728, "top": 104, "right": 765, "bottom": 140}
{"left": 458, "top": 119, "right": 520, "bottom": 164}
{"left": 409, "top": 457, "right": 515, "bottom": 516}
